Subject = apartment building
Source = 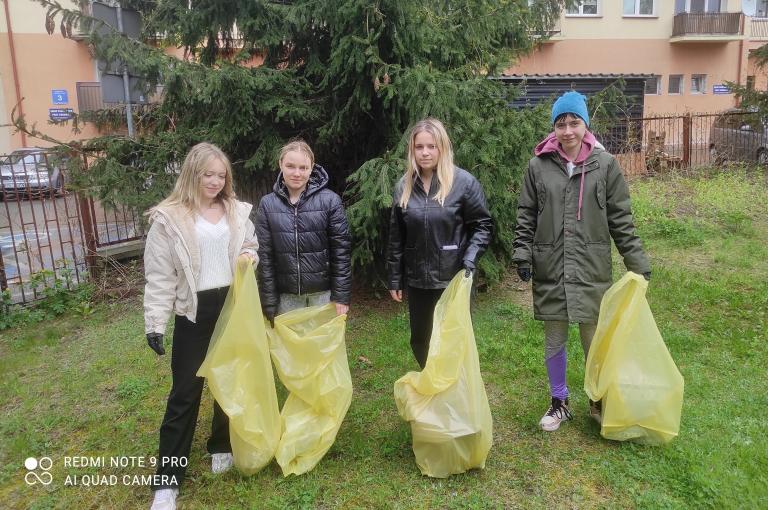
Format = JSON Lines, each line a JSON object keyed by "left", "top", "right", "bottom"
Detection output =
{"left": 0, "top": 0, "right": 102, "bottom": 153}
{"left": 509, "top": 0, "right": 768, "bottom": 116}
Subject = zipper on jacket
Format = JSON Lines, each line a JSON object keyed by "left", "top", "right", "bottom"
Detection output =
{"left": 294, "top": 205, "right": 301, "bottom": 295}
{"left": 423, "top": 180, "right": 430, "bottom": 279}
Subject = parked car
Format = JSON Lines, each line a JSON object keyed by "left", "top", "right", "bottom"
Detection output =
{"left": 709, "top": 108, "right": 768, "bottom": 165}
{"left": 0, "top": 148, "right": 65, "bottom": 200}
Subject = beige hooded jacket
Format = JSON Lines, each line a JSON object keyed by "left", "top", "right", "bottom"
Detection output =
{"left": 143, "top": 200, "right": 258, "bottom": 335}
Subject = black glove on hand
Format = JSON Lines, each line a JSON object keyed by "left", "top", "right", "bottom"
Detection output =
{"left": 517, "top": 266, "right": 531, "bottom": 282}
{"left": 146, "top": 333, "right": 165, "bottom": 355}
{"left": 463, "top": 261, "right": 475, "bottom": 278}
{"left": 643, "top": 271, "right": 651, "bottom": 281}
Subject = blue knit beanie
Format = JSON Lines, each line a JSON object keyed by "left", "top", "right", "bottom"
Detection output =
{"left": 551, "top": 91, "right": 590, "bottom": 127}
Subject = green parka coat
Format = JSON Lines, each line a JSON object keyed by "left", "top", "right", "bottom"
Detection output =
{"left": 512, "top": 146, "right": 650, "bottom": 323}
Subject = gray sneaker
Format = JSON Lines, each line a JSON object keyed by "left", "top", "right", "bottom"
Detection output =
{"left": 211, "top": 452, "right": 233, "bottom": 474}
{"left": 539, "top": 397, "right": 573, "bottom": 432}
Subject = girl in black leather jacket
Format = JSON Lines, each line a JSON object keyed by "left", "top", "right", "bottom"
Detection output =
{"left": 387, "top": 118, "right": 493, "bottom": 368}
{"left": 253, "top": 141, "right": 352, "bottom": 324}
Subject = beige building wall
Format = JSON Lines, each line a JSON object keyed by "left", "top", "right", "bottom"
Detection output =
{"left": 510, "top": 0, "right": 750, "bottom": 116}
{"left": 1, "top": 0, "right": 99, "bottom": 153}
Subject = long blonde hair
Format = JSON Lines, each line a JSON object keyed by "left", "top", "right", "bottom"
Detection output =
{"left": 399, "top": 118, "right": 455, "bottom": 209}
{"left": 148, "top": 142, "right": 238, "bottom": 224}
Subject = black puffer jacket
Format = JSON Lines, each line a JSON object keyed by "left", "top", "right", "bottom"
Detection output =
{"left": 253, "top": 165, "right": 352, "bottom": 318}
{"left": 387, "top": 167, "right": 493, "bottom": 290}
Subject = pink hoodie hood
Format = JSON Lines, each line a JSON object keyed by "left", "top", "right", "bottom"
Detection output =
{"left": 534, "top": 130, "right": 598, "bottom": 164}
{"left": 534, "top": 130, "right": 599, "bottom": 221}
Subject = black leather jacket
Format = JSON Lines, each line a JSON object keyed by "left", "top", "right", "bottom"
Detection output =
{"left": 387, "top": 167, "right": 493, "bottom": 290}
{"left": 253, "top": 165, "right": 352, "bottom": 318}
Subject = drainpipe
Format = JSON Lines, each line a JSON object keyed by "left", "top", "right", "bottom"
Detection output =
{"left": 3, "top": 0, "right": 27, "bottom": 146}
{"left": 738, "top": 15, "right": 745, "bottom": 84}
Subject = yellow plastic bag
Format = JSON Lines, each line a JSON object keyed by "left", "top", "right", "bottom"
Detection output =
{"left": 197, "top": 258, "right": 281, "bottom": 474}
{"left": 394, "top": 272, "right": 493, "bottom": 478}
{"left": 584, "top": 271, "right": 684, "bottom": 444}
{"left": 266, "top": 303, "right": 352, "bottom": 476}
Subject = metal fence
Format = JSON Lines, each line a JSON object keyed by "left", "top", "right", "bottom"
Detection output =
{"left": 1, "top": 151, "right": 143, "bottom": 305}
{"left": 598, "top": 111, "right": 753, "bottom": 176}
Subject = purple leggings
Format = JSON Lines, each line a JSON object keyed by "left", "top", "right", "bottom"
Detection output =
{"left": 544, "top": 321, "right": 597, "bottom": 400}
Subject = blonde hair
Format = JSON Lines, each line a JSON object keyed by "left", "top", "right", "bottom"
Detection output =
{"left": 399, "top": 118, "right": 455, "bottom": 209}
{"left": 279, "top": 140, "right": 315, "bottom": 169}
{"left": 148, "top": 142, "right": 237, "bottom": 224}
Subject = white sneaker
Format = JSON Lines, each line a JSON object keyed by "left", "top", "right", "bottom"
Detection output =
{"left": 539, "top": 397, "right": 573, "bottom": 432}
{"left": 150, "top": 488, "right": 178, "bottom": 510}
{"left": 211, "top": 452, "right": 234, "bottom": 474}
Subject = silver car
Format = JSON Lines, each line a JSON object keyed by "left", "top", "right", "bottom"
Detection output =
{"left": 709, "top": 109, "right": 768, "bottom": 165}
{"left": 0, "top": 148, "right": 65, "bottom": 200}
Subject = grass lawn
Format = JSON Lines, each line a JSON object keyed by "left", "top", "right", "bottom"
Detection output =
{"left": 1, "top": 169, "right": 766, "bottom": 509}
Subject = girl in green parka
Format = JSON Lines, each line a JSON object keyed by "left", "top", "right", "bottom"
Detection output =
{"left": 512, "top": 91, "right": 651, "bottom": 432}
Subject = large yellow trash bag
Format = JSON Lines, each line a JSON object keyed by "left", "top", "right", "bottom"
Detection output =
{"left": 393, "top": 272, "right": 493, "bottom": 478}
{"left": 266, "top": 303, "right": 352, "bottom": 476}
{"left": 197, "top": 258, "right": 281, "bottom": 473}
{"left": 584, "top": 271, "right": 684, "bottom": 445}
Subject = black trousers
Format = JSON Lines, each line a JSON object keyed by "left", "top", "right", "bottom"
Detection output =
{"left": 407, "top": 286, "right": 445, "bottom": 369}
{"left": 154, "top": 286, "right": 231, "bottom": 490}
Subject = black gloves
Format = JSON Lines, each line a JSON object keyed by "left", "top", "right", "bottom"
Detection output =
{"left": 463, "top": 260, "right": 475, "bottom": 278}
{"left": 643, "top": 271, "right": 651, "bottom": 281}
{"left": 517, "top": 266, "right": 531, "bottom": 282}
{"left": 146, "top": 333, "right": 165, "bottom": 355}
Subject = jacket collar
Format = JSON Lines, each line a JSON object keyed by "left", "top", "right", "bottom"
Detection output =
{"left": 149, "top": 201, "right": 252, "bottom": 275}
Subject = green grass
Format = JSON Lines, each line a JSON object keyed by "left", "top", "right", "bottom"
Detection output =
{"left": 1, "top": 169, "right": 767, "bottom": 509}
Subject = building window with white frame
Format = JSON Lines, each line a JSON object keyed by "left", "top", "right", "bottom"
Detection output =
{"left": 675, "top": 0, "right": 722, "bottom": 14}
{"left": 624, "top": 0, "right": 655, "bottom": 16}
{"left": 668, "top": 75, "right": 684, "bottom": 95}
{"left": 566, "top": 0, "right": 600, "bottom": 16}
{"left": 644, "top": 76, "right": 661, "bottom": 95}
{"left": 691, "top": 74, "right": 707, "bottom": 94}
{"left": 758, "top": 1, "right": 768, "bottom": 18}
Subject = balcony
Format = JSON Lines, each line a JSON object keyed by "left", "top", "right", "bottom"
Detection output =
{"left": 670, "top": 12, "right": 744, "bottom": 43}
{"left": 750, "top": 18, "right": 768, "bottom": 41}
{"left": 529, "top": 19, "right": 563, "bottom": 43}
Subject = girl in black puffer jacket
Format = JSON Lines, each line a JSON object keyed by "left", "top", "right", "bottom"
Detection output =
{"left": 387, "top": 118, "right": 493, "bottom": 368}
{"left": 253, "top": 141, "right": 352, "bottom": 324}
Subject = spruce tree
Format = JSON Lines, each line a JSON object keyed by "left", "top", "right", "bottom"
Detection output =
{"left": 31, "top": 0, "right": 568, "bottom": 284}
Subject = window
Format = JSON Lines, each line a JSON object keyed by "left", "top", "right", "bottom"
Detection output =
{"left": 566, "top": 0, "right": 599, "bottom": 16}
{"left": 691, "top": 74, "right": 707, "bottom": 94}
{"left": 668, "top": 75, "right": 683, "bottom": 94}
{"left": 644, "top": 76, "right": 661, "bottom": 95}
{"left": 624, "top": 0, "right": 655, "bottom": 16}
{"left": 747, "top": 76, "right": 755, "bottom": 91}
{"left": 758, "top": 1, "right": 768, "bottom": 18}
{"left": 675, "top": 0, "right": 722, "bottom": 14}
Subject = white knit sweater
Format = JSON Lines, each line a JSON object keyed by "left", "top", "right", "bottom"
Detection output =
{"left": 195, "top": 215, "right": 232, "bottom": 291}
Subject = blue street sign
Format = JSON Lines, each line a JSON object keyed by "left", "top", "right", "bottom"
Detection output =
{"left": 713, "top": 84, "right": 731, "bottom": 95}
{"left": 49, "top": 108, "right": 75, "bottom": 121}
{"left": 51, "top": 89, "right": 69, "bottom": 104}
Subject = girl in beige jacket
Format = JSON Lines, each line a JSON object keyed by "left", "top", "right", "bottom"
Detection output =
{"left": 143, "top": 143, "right": 257, "bottom": 510}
